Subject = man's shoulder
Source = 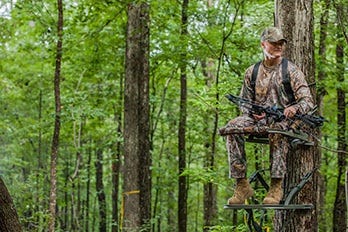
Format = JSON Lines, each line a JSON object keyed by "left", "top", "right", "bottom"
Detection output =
{"left": 285, "top": 59, "right": 305, "bottom": 77}
{"left": 245, "top": 62, "right": 259, "bottom": 77}
{"left": 246, "top": 61, "right": 263, "bottom": 74}
{"left": 247, "top": 62, "right": 260, "bottom": 70}
{"left": 284, "top": 59, "right": 301, "bottom": 72}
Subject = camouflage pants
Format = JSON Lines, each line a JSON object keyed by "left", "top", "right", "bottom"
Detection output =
{"left": 225, "top": 115, "right": 290, "bottom": 179}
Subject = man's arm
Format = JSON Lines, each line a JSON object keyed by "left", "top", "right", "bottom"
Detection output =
{"left": 288, "top": 64, "right": 314, "bottom": 115}
{"left": 239, "top": 65, "right": 257, "bottom": 115}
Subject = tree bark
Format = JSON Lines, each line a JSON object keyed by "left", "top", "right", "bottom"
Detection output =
{"left": 123, "top": 2, "right": 151, "bottom": 231}
{"left": 0, "top": 177, "right": 22, "bottom": 232}
{"left": 178, "top": 0, "right": 189, "bottom": 231}
{"left": 138, "top": 3, "right": 151, "bottom": 227}
{"left": 49, "top": 0, "right": 63, "bottom": 231}
{"left": 275, "top": 1, "right": 319, "bottom": 231}
{"left": 333, "top": 9, "right": 347, "bottom": 230}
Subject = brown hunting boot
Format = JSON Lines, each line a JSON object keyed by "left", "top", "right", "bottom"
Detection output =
{"left": 263, "top": 178, "right": 283, "bottom": 204}
{"left": 227, "top": 178, "right": 254, "bottom": 205}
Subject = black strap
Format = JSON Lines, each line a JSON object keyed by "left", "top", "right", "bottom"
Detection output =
{"left": 251, "top": 61, "right": 261, "bottom": 101}
{"left": 281, "top": 59, "right": 295, "bottom": 104}
{"left": 251, "top": 58, "right": 295, "bottom": 104}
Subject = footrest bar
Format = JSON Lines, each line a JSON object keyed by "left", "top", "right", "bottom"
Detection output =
{"left": 224, "top": 204, "right": 314, "bottom": 210}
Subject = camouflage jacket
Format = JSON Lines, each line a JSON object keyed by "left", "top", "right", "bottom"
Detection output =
{"left": 240, "top": 58, "right": 314, "bottom": 115}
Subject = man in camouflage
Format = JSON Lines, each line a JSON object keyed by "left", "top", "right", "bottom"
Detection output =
{"left": 221, "top": 27, "right": 314, "bottom": 205}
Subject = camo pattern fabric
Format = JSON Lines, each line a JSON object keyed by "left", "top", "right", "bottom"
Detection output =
{"left": 240, "top": 59, "right": 314, "bottom": 115}
{"left": 225, "top": 115, "right": 289, "bottom": 178}
{"left": 226, "top": 58, "right": 314, "bottom": 179}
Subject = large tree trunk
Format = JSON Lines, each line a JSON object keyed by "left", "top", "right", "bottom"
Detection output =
{"left": 275, "top": 1, "right": 319, "bottom": 231}
{"left": 333, "top": 7, "right": 347, "bottom": 230}
{"left": 178, "top": 0, "right": 189, "bottom": 231}
{"left": 49, "top": 0, "right": 63, "bottom": 231}
{"left": 0, "top": 177, "right": 22, "bottom": 232}
{"left": 123, "top": 2, "right": 151, "bottom": 231}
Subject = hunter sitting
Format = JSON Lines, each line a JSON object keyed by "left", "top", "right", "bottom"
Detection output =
{"left": 220, "top": 27, "right": 314, "bottom": 205}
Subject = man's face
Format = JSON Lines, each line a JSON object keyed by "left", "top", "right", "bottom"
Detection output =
{"left": 261, "top": 40, "right": 285, "bottom": 59}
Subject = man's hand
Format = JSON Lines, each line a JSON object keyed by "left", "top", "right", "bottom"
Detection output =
{"left": 252, "top": 112, "right": 266, "bottom": 121}
{"left": 284, "top": 106, "right": 297, "bottom": 118}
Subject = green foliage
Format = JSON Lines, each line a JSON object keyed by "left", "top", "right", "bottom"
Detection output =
{"left": 0, "top": 0, "right": 346, "bottom": 231}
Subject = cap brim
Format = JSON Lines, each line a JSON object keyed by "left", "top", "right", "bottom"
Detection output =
{"left": 267, "top": 38, "right": 287, "bottom": 43}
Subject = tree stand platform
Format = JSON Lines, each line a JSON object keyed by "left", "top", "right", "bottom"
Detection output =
{"left": 224, "top": 169, "right": 316, "bottom": 232}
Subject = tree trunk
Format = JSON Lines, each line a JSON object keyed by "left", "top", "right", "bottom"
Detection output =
{"left": 333, "top": 9, "right": 347, "bottom": 230}
{"left": 112, "top": 89, "right": 122, "bottom": 232}
{"left": 85, "top": 144, "right": 92, "bottom": 231}
{"left": 36, "top": 90, "right": 43, "bottom": 227}
{"left": 62, "top": 161, "right": 69, "bottom": 231}
{"left": 202, "top": 58, "right": 218, "bottom": 231}
{"left": 123, "top": 2, "right": 150, "bottom": 231}
{"left": 178, "top": 0, "right": 189, "bottom": 231}
{"left": 275, "top": 1, "right": 319, "bottom": 231}
{"left": 0, "top": 177, "right": 22, "bottom": 232}
{"left": 202, "top": 2, "right": 218, "bottom": 230}
{"left": 138, "top": 3, "right": 151, "bottom": 227}
{"left": 95, "top": 148, "right": 107, "bottom": 232}
{"left": 49, "top": 0, "right": 63, "bottom": 231}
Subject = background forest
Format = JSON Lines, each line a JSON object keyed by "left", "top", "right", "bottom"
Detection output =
{"left": 0, "top": 0, "right": 347, "bottom": 231}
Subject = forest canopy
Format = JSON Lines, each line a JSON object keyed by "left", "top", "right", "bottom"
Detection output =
{"left": 0, "top": 0, "right": 347, "bottom": 231}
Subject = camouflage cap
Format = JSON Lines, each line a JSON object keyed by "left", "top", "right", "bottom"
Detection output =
{"left": 261, "top": 27, "right": 287, "bottom": 43}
